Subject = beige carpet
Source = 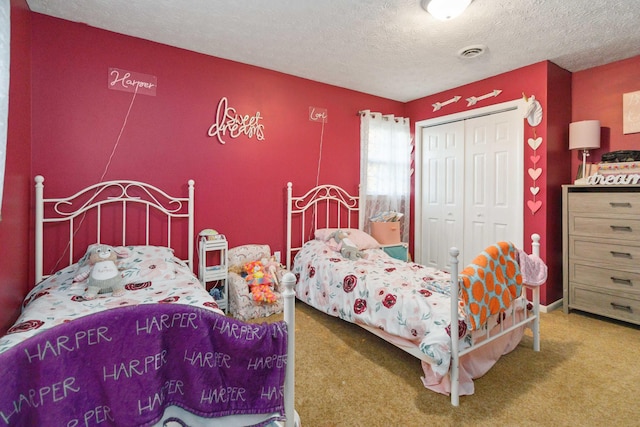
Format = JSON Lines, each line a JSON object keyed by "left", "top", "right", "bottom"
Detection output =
{"left": 250, "top": 301, "right": 640, "bottom": 427}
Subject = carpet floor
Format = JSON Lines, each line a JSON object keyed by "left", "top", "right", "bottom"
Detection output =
{"left": 251, "top": 301, "right": 640, "bottom": 427}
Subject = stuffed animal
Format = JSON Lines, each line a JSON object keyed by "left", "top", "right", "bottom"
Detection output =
{"left": 260, "top": 255, "right": 282, "bottom": 287}
{"left": 244, "top": 260, "right": 278, "bottom": 304}
{"left": 209, "top": 287, "right": 222, "bottom": 300}
{"left": 74, "top": 244, "right": 130, "bottom": 300}
{"left": 329, "top": 229, "right": 365, "bottom": 261}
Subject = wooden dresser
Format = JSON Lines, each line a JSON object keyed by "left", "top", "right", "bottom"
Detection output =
{"left": 562, "top": 185, "right": 640, "bottom": 325}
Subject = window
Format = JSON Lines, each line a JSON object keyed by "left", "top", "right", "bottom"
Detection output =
{"left": 359, "top": 111, "right": 411, "bottom": 242}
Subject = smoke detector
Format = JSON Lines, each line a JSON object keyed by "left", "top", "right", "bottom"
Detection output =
{"left": 458, "top": 44, "right": 487, "bottom": 59}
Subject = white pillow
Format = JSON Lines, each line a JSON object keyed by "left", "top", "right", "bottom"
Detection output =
{"left": 119, "top": 245, "right": 178, "bottom": 283}
{"left": 314, "top": 228, "right": 380, "bottom": 249}
{"left": 77, "top": 244, "right": 178, "bottom": 283}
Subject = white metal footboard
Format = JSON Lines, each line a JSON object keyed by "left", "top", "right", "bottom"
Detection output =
{"left": 449, "top": 233, "right": 541, "bottom": 406}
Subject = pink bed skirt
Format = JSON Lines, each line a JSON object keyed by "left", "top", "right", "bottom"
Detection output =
{"left": 421, "top": 310, "right": 527, "bottom": 396}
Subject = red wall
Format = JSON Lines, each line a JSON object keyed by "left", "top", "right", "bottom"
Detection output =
{"left": 571, "top": 56, "right": 640, "bottom": 177}
{"left": 0, "top": 0, "right": 32, "bottom": 336}
{"left": 543, "top": 62, "right": 573, "bottom": 303}
{"left": 30, "top": 14, "right": 404, "bottom": 271}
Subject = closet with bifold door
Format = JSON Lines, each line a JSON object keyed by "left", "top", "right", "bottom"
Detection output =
{"left": 415, "top": 101, "right": 524, "bottom": 270}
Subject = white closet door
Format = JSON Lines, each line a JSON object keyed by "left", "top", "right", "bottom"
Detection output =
{"left": 420, "top": 121, "right": 464, "bottom": 269}
{"left": 463, "top": 110, "right": 523, "bottom": 265}
{"left": 416, "top": 104, "right": 523, "bottom": 270}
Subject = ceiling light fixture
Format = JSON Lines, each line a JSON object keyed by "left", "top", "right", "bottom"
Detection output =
{"left": 421, "top": 0, "right": 472, "bottom": 21}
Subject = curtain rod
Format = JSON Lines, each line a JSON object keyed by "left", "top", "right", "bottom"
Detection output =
{"left": 357, "top": 110, "right": 409, "bottom": 122}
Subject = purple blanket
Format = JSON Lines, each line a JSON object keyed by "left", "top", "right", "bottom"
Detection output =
{"left": 0, "top": 303, "right": 287, "bottom": 426}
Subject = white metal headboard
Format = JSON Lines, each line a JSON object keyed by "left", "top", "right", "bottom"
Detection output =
{"left": 285, "top": 182, "right": 360, "bottom": 269}
{"left": 35, "top": 176, "right": 195, "bottom": 282}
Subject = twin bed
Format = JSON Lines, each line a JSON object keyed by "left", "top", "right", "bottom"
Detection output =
{"left": 0, "top": 176, "right": 545, "bottom": 426}
{"left": 286, "top": 182, "right": 545, "bottom": 406}
{"left": 0, "top": 177, "right": 297, "bottom": 427}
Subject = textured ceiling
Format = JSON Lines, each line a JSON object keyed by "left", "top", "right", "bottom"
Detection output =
{"left": 26, "top": 0, "right": 640, "bottom": 102}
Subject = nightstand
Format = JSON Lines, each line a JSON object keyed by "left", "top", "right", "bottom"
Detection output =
{"left": 381, "top": 243, "right": 409, "bottom": 262}
{"left": 198, "top": 237, "right": 228, "bottom": 313}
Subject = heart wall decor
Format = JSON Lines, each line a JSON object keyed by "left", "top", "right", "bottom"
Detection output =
{"left": 527, "top": 136, "right": 543, "bottom": 215}
{"left": 527, "top": 200, "right": 542, "bottom": 214}
{"left": 528, "top": 136, "right": 543, "bottom": 150}
{"left": 528, "top": 167, "right": 542, "bottom": 180}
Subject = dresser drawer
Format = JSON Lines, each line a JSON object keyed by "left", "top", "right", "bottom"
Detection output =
{"left": 569, "top": 214, "right": 640, "bottom": 241}
{"left": 568, "top": 192, "right": 640, "bottom": 214}
{"left": 569, "top": 237, "right": 640, "bottom": 269}
{"left": 570, "top": 285, "right": 640, "bottom": 325}
{"left": 569, "top": 261, "right": 640, "bottom": 295}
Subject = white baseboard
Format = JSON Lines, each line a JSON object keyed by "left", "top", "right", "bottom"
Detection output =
{"left": 541, "top": 298, "right": 563, "bottom": 313}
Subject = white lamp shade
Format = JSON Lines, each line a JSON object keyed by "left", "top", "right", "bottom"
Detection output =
{"left": 569, "top": 120, "right": 601, "bottom": 150}
{"left": 425, "top": 0, "right": 472, "bottom": 21}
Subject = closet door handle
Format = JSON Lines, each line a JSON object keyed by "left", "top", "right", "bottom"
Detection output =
{"left": 610, "top": 251, "right": 632, "bottom": 259}
{"left": 611, "top": 277, "right": 633, "bottom": 286}
{"left": 610, "top": 302, "right": 633, "bottom": 313}
{"left": 609, "top": 202, "right": 632, "bottom": 208}
{"left": 610, "top": 225, "right": 632, "bottom": 232}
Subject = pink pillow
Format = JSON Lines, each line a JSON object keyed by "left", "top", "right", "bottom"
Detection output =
{"left": 314, "top": 228, "right": 380, "bottom": 250}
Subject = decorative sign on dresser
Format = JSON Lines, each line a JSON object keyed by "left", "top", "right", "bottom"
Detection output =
{"left": 562, "top": 185, "right": 640, "bottom": 325}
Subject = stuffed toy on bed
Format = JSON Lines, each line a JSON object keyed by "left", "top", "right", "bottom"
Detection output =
{"left": 74, "top": 244, "right": 130, "bottom": 300}
{"left": 329, "top": 229, "right": 366, "bottom": 261}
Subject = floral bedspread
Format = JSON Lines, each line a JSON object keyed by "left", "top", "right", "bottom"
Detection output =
{"left": 0, "top": 245, "right": 222, "bottom": 354}
{"left": 292, "top": 240, "right": 472, "bottom": 378}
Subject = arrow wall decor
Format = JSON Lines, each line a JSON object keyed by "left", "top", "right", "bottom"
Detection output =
{"left": 432, "top": 95, "right": 461, "bottom": 112}
{"left": 466, "top": 89, "right": 502, "bottom": 106}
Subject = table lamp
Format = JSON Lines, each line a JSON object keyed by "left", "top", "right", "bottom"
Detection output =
{"left": 569, "top": 120, "right": 600, "bottom": 185}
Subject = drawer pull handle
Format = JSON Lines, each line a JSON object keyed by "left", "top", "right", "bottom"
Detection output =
{"left": 609, "top": 202, "right": 632, "bottom": 208}
{"left": 610, "top": 225, "right": 632, "bottom": 232}
{"left": 610, "top": 302, "right": 633, "bottom": 313}
{"left": 610, "top": 251, "right": 632, "bottom": 259}
{"left": 611, "top": 277, "right": 633, "bottom": 286}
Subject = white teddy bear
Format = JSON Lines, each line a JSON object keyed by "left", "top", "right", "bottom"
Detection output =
{"left": 74, "top": 244, "right": 130, "bottom": 300}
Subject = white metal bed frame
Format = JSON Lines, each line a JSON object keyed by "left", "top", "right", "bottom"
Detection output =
{"left": 34, "top": 175, "right": 196, "bottom": 282}
{"left": 286, "top": 181, "right": 541, "bottom": 406}
{"left": 33, "top": 176, "right": 298, "bottom": 427}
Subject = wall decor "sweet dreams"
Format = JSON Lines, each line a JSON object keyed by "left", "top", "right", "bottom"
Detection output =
{"left": 207, "top": 97, "right": 265, "bottom": 144}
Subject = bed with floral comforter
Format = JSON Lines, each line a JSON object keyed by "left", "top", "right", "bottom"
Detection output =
{"left": 0, "top": 245, "right": 222, "bottom": 352}
{"left": 292, "top": 239, "right": 529, "bottom": 395}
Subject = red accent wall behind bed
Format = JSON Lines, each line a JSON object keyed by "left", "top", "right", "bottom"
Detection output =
{"left": 28, "top": 14, "right": 404, "bottom": 279}
{"left": 0, "top": 0, "right": 32, "bottom": 336}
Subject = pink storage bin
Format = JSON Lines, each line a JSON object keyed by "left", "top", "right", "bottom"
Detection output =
{"left": 370, "top": 221, "right": 401, "bottom": 244}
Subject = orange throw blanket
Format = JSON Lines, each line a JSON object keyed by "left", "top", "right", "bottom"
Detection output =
{"left": 459, "top": 241, "right": 523, "bottom": 331}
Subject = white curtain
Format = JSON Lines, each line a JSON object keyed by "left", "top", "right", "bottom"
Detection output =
{"left": 0, "top": 0, "right": 9, "bottom": 219}
{"left": 359, "top": 111, "right": 411, "bottom": 243}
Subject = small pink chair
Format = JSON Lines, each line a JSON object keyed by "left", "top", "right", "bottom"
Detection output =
{"left": 227, "top": 244, "right": 289, "bottom": 321}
